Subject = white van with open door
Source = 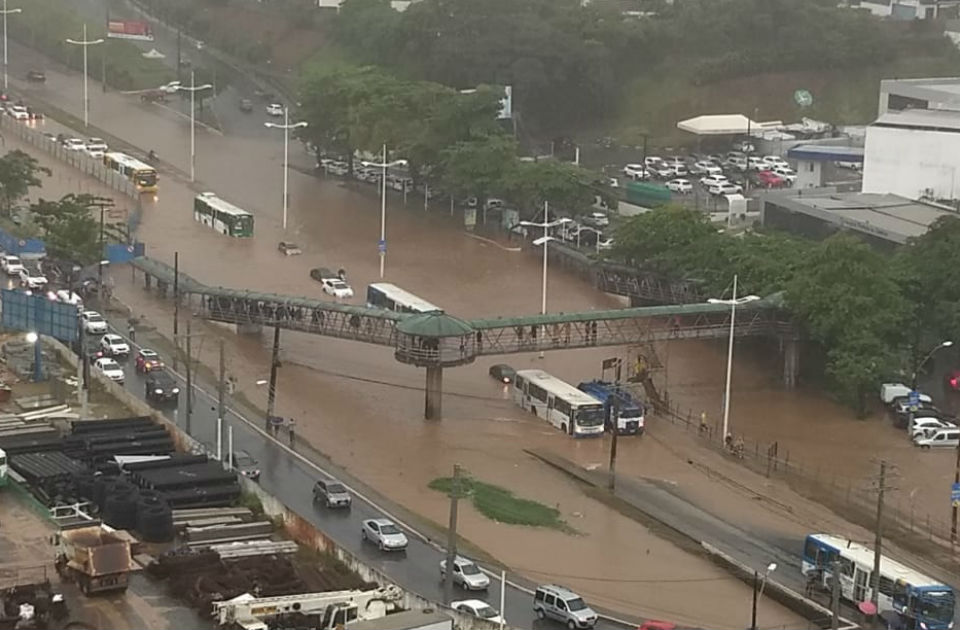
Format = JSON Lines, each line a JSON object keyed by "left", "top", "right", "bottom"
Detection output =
{"left": 913, "top": 427, "right": 960, "bottom": 449}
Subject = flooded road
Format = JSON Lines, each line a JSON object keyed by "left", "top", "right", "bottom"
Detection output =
{"left": 8, "top": 41, "right": 955, "bottom": 627}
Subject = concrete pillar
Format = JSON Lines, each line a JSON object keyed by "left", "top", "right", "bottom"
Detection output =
{"left": 157, "top": 280, "right": 167, "bottom": 298}
{"left": 783, "top": 338, "right": 799, "bottom": 389}
{"left": 144, "top": 274, "right": 152, "bottom": 290}
{"left": 425, "top": 366, "right": 443, "bottom": 420}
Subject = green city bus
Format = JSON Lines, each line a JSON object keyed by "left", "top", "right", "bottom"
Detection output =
{"left": 194, "top": 192, "right": 254, "bottom": 238}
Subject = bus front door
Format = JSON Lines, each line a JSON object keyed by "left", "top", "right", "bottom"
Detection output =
{"left": 853, "top": 567, "right": 869, "bottom": 603}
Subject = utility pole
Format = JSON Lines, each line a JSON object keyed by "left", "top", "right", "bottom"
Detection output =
{"left": 217, "top": 338, "right": 225, "bottom": 456}
{"left": 98, "top": 205, "right": 105, "bottom": 298}
{"left": 871, "top": 460, "right": 888, "bottom": 612}
{"left": 266, "top": 325, "right": 281, "bottom": 422}
{"left": 830, "top": 560, "right": 840, "bottom": 630}
{"left": 185, "top": 315, "right": 193, "bottom": 434}
{"left": 952, "top": 439, "right": 959, "bottom": 545}
{"left": 751, "top": 570, "right": 759, "bottom": 630}
{"left": 176, "top": 28, "right": 182, "bottom": 84}
{"left": 443, "top": 464, "right": 462, "bottom": 604}
{"left": 608, "top": 359, "right": 621, "bottom": 491}
{"left": 173, "top": 251, "right": 179, "bottom": 370}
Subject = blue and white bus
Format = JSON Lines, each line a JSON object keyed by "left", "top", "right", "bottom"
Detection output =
{"left": 513, "top": 370, "right": 604, "bottom": 438}
{"left": 802, "top": 533, "right": 955, "bottom": 630}
{"left": 577, "top": 380, "right": 645, "bottom": 435}
{"left": 366, "top": 283, "right": 442, "bottom": 314}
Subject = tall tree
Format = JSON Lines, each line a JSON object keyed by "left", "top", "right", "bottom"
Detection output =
{"left": 500, "top": 159, "right": 597, "bottom": 218}
{"left": 0, "top": 150, "right": 50, "bottom": 217}
{"left": 437, "top": 134, "right": 517, "bottom": 220}
{"left": 31, "top": 194, "right": 116, "bottom": 264}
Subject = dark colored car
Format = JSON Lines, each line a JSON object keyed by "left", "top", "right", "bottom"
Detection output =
{"left": 26, "top": 70, "right": 45, "bottom": 82}
{"left": 309, "top": 267, "right": 335, "bottom": 282}
{"left": 313, "top": 478, "right": 352, "bottom": 508}
{"left": 489, "top": 363, "right": 516, "bottom": 384}
{"left": 239, "top": 98, "right": 253, "bottom": 113}
{"left": 145, "top": 370, "right": 180, "bottom": 405}
{"left": 232, "top": 449, "right": 261, "bottom": 481}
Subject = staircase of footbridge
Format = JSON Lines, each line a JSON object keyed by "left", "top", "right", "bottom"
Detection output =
{"left": 131, "top": 257, "right": 797, "bottom": 419}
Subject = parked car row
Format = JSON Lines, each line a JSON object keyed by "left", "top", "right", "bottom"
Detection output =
{"left": 880, "top": 383, "right": 960, "bottom": 448}
{"left": 620, "top": 149, "right": 797, "bottom": 192}
{"left": 318, "top": 158, "right": 415, "bottom": 193}
{"left": 3, "top": 101, "right": 42, "bottom": 122}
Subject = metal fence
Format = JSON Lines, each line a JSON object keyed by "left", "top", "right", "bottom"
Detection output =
{"left": 0, "top": 115, "right": 138, "bottom": 198}
{"left": 649, "top": 392, "right": 959, "bottom": 561}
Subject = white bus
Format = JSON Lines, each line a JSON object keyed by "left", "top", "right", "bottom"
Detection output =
{"left": 512, "top": 369, "right": 604, "bottom": 437}
{"left": 194, "top": 192, "right": 255, "bottom": 238}
{"left": 366, "top": 283, "right": 441, "bottom": 314}
{"left": 0, "top": 447, "right": 7, "bottom": 487}
{"left": 802, "top": 533, "right": 954, "bottom": 630}
{"left": 103, "top": 152, "right": 158, "bottom": 193}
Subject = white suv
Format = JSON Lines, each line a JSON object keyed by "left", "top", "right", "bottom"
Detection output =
{"left": 322, "top": 278, "right": 354, "bottom": 299}
{"left": 18, "top": 265, "right": 47, "bottom": 290}
{"left": 81, "top": 310, "right": 109, "bottom": 335}
{"left": 1, "top": 254, "right": 24, "bottom": 275}
{"left": 100, "top": 333, "right": 130, "bottom": 357}
{"left": 84, "top": 138, "right": 108, "bottom": 159}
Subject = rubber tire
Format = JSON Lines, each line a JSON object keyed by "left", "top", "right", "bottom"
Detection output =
{"left": 378, "top": 540, "right": 385, "bottom": 551}
{"left": 361, "top": 529, "right": 367, "bottom": 541}
{"left": 567, "top": 621, "right": 576, "bottom": 630}
{"left": 536, "top": 609, "right": 546, "bottom": 620}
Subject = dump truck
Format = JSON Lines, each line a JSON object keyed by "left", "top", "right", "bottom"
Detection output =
{"left": 53, "top": 524, "right": 133, "bottom": 595}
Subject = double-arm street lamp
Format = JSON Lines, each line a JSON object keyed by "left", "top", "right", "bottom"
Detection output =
{"left": 707, "top": 274, "right": 760, "bottom": 440}
{"left": 361, "top": 145, "right": 407, "bottom": 279}
{"left": 176, "top": 71, "right": 213, "bottom": 182}
{"left": 65, "top": 24, "right": 104, "bottom": 127}
{"left": 265, "top": 107, "right": 308, "bottom": 231}
{"left": 520, "top": 204, "right": 573, "bottom": 357}
{"left": 1, "top": 0, "right": 22, "bottom": 91}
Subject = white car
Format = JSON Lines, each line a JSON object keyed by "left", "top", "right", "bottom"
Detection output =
{"left": 18, "top": 266, "right": 47, "bottom": 290}
{"left": 322, "top": 278, "right": 354, "bottom": 299}
{"left": 266, "top": 103, "right": 284, "bottom": 117}
{"left": 440, "top": 556, "right": 490, "bottom": 590}
{"left": 55, "top": 289, "right": 83, "bottom": 308}
{"left": 772, "top": 166, "right": 797, "bottom": 183}
{"left": 699, "top": 175, "right": 729, "bottom": 188}
{"left": 158, "top": 81, "right": 182, "bottom": 94}
{"left": 63, "top": 138, "right": 86, "bottom": 152}
{"left": 84, "top": 138, "right": 108, "bottom": 159}
{"left": 1, "top": 254, "right": 24, "bottom": 275}
{"left": 100, "top": 333, "right": 130, "bottom": 357}
{"left": 644, "top": 156, "right": 663, "bottom": 167}
{"left": 598, "top": 238, "right": 615, "bottom": 251}
{"left": 361, "top": 518, "right": 408, "bottom": 551}
{"left": 622, "top": 164, "right": 649, "bottom": 180}
{"left": 762, "top": 155, "right": 788, "bottom": 168}
{"left": 747, "top": 156, "right": 767, "bottom": 171}
{"left": 733, "top": 140, "right": 756, "bottom": 153}
{"left": 94, "top": 357, "right": 125, "bottom": 383}
{"left": 586, "top": 212, "right": 609, "bottom": 227}
{"left": 450, "top": 600, "right": 504, "bottom": 625}
{"left": 726, "top": 156, "right": 748, "bottom": 171}
{"left": 909, "top": 417, "right": 956, "bottom": 438}
{"left": 692, "top": 161, "right": 722, "bottom": 175}
{"left": 709, "top": 182, "right": 743, "bottom": 195}
{"left": 7, "top": 105, "right": 28, "bottom": 121}
{"left": 81, "top": 310, "right": 109, "bottom": 335}
{"left": 661, "top": 156, "right": 686, "bottom": 168}
{"left": 666, "top": 178, "right": 693, "bottom": 194}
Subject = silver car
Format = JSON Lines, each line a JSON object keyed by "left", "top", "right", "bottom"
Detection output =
{"left": 440, "top": 556, "right": 489, "bottom": 590}
{"left": 361, "top": 518, "right": 408, "bottom": 551}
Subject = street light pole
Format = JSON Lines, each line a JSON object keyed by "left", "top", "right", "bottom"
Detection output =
{"left": 360, "top": 148, "right": 407, "bottom": 279}
{"left": 911, "top": 339, "right": 953, "bottom": 390}
{"left": 707, "top": 276, "right": 761, "bottom": 440}
{"left": 175, "top": 72, "right": 213, "bottom": 182}
{"left": 751, "top": 563, "right": 777, "bottom": 630}
{"left": 65, "top": 24, "right": 104, "bottom": 127}
{"left": 541, "top": 200, "right": 548, "bottom": 318}
{"left": 1, "top": 0, "right": 22, "bottom": 91}
{"left": 264, "top": 109, "right": 308, "bottom": 231}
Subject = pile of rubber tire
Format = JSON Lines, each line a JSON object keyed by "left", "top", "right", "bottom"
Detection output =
{"left": 94, "top": 476, "right": 174, "bottom": 542}
{"left": 136, "top": 489, "right": 174, "bottom": 543}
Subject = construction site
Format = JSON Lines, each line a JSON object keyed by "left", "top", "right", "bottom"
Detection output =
{"left": 0, "top": 332, "right": 442, "bottom": 630}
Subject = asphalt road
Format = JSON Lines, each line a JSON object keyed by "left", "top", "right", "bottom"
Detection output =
{"left": 85, "top": 322, "right": 629, "bottom": 630}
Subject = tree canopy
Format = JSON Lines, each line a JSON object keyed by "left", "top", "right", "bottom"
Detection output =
{"left": 31, "top": 194, "right": 120, "bottom": 265}
{"left": 0, "top": 151, "right": 50, "bottom": 216}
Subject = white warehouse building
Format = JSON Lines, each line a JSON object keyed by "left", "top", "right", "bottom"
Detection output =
{"left": 863, "top": 78, "right": 960, "bottom": 202}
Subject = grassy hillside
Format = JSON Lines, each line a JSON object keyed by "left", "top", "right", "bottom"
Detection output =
{"left": 609, "top": 53, "right": 960, "bottom": 146}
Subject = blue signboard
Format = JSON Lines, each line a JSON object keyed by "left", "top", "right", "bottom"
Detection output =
{"left": 908, "top": 390, "right": 920, "bottom": 409}
{"left": 952, "top": 482, "right": 960, "bottom": 508}
{"left": 1, "top": 290, "right": 78, "bottom": 342}
{"left": 377, "top": 239, "right": 386, "bottom": 254}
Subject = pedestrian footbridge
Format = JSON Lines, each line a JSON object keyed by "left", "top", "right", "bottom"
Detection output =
{"left": 131, "top": 257, "right": 798, "bottom": 419}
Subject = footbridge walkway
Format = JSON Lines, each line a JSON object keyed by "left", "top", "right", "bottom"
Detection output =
{"left": 131, "top": 257, "right": 798, "bottom": 419}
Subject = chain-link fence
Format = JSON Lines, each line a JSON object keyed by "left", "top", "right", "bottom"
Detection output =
{"left": 651, "top": 393, "right": 959, "bottom": 562}
{"left": 0, "top": 115, "right": 138, "bottom": 199}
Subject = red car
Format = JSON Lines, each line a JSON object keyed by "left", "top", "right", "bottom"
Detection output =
{"left": 135, "top": 348, "right": 165, "bottom": 373}
{"left": 756, "top": 170, "right": 785, "bottom": 188}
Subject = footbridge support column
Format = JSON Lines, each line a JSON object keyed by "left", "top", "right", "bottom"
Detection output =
{"left": 783, "top": 338, "right": 799, "bottom": 389}
{"left": 425, "top": 366, "right": 443, "bottom": 420}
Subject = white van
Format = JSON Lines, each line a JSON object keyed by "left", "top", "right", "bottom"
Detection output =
{"left": 913, "top": 427, "right": 960, "bottom": 449}
{"left": 533, "top": 585, "right": 597, "bottom": 629}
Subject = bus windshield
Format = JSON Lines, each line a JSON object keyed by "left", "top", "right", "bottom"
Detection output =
{"left": 619, "top": 407, "right": 643, "bottom": 419}
{"left": 919, "top": 591, "right": 955, "bottom": 625}
{"left": 577, "top": 405, "right": 604, "bottom": 426}
{"left": 136, "top": 170, "right": 158, "bottom": 187}
{"left": 235, "top": 215, "right": 254, "bottom": 236}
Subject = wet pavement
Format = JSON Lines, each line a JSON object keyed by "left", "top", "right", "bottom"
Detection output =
{"left": 7, "top": 33, "right": 957, "bottom": 629}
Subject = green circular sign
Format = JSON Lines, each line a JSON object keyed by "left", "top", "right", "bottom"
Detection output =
{"left": 794, "top": 89, "right": 813, "bottom": 108}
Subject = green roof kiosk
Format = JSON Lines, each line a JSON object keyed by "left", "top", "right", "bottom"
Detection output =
{"left": 394, "top": 311, "right": 477, "bottom": 420}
